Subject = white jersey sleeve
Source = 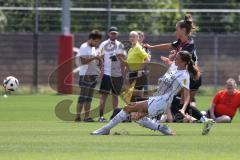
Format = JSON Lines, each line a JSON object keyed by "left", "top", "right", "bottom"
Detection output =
{"left": 169, "top": 62, "right": 190, "bottom": 90}
{"left": 178, "top": 71, "right": 190, "bottom": 90}
{"left": 76, "top": 46, "right": 82, "bottom": 57}
{"left": 77, "top": 43, "right": 90, "bottom": 57}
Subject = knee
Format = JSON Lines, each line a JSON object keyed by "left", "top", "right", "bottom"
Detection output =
{"left": 216, "top": 115, "right": 232, "bottom": 123}
{"left": 222, "top": 115, "right": 232, "bottom": 123}
{"left": 99, "top": 95, "right": 107, "bottom": 105}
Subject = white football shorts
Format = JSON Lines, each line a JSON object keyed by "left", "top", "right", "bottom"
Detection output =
{"left": 147, "top": 95, "right": 168, "bottom": 118}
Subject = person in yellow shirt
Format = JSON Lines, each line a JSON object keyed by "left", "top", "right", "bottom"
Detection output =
{"left": 127, "top": 31, "right": 149, "bottom": 71}
{"left": 119, "top": 31, "right": 150, "bottom": 102}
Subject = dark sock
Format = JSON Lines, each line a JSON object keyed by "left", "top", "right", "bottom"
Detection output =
{"left": 186, "top": 105, "right": 203, "bottom": 120}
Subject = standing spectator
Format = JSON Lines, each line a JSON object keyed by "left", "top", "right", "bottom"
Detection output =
{"left": 75, "top": 30, "right": 102, "bottom": 122}
{"left": 119, "top": 31, "right": 150, "bottom": 102}
{"left": 97, "top": 26, "right": 126, "bottom": 122}
{"left": 207, "top": 78, "right": 240, "bottom": 123}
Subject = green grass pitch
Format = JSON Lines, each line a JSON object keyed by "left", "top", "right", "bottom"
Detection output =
{"left": 0, "top": 94, "right": 239, "bottom": 160}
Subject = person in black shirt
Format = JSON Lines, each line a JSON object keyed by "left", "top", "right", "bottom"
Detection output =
{"left": 171, "top": 37, "right": 197, "bottom": 64}
{"left": 145, "top": 14, "right": 205, "bottom": 123}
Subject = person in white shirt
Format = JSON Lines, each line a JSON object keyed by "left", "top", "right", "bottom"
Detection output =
{"left": 97, "top": 26, "right": 127, "bottom": 122}
{"left": 92, "top": 51, "right": 214, "bottom": 136}
{"left": 75, "top": 30, "right": 102, "bottom": 122}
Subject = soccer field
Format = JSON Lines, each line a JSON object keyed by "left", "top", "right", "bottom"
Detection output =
{"left": 0, "top": 95, "right": 239, "bottom": 160}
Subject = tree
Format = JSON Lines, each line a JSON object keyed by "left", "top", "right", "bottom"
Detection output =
{"left": 183, "top": 0, "right": 240, "bottom": 33}
{"left": 0, "top": 0, "right": 186, "bottom": 34}
{"left": 0, "top": 10, "right": 7, "bottom": 31}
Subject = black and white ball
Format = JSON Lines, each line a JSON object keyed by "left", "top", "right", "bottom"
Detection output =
{"left": 3, "top": 76, "right": 19, "bottom": 91}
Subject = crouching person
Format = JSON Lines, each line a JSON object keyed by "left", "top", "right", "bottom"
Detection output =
{"left": 206, "top": 78, "right": 240, "bottom": 123}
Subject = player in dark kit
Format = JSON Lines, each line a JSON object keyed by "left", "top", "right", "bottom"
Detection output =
{"left": 145, "top": 14, "right": 204, "bottom": 123}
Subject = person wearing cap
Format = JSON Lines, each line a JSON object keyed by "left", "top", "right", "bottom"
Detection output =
{"left": 97, "top": 26, "right": 127, "bottom": 122}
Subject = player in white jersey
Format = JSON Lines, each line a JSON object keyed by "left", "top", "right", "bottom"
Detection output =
{"left": 92, "top": 51, "right": 214, "bottom": 136}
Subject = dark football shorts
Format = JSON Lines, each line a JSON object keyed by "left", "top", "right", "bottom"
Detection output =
{"left": 170, "top": 96, "right": 185, "bottom": 122}
{"left": 99, "top": 74, "right": 123, "bottom": 95}
{"left": 78, "top": 75, "right": 98, "bottom": 103}
{"left": 128, "top": 70, "right": 148, "bottom": 90}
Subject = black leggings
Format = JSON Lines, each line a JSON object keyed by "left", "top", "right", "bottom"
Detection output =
{"left": 171, "top": 96, "right": 203, "bottom": 122}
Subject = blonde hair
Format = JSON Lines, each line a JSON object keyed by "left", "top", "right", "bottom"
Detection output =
{"left": 129, "top": 31, "right": 139, "bottom": 38}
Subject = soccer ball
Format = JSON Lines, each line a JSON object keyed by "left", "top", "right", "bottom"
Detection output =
{"left": 3, "top": 76, "right": 19, "bottom": 91}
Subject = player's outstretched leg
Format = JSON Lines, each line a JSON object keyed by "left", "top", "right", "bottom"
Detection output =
{"left": 136, "top": 117, "right": 175, "bottom": 136}
{"left": 91, "top": 109, "right": 129, "bottom": 135}
{"left": 91, "top": 101, "right": 148, "bottom": 135}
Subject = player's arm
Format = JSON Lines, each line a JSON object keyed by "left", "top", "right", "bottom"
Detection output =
{"left": 168, "top": 50, "right": 177, "bottom": 61}
{"left": 144, "top": 56, "right": 150, "bottom": 63}
{"left": 209, "top": 103, "right": 216, "bottom": 120}
{"left": 210, "top": 92, "right": 220, "bottom": 120}
{"left": 139, "top": 57, "right": 150, "bottom": 70}
{"left": 117, "top": 54, "right": 129, "bottom": 71}
{"left": 116, "top": 43, "right": 128, "bottom": 67}
{"left": 80, "top": 55, "right": 101, "bottom": 65}
{"left": 144, "top": 43, "right": 172, "bottom": 51}
{"left": 116, "top": 54, "right": 127, "bottom": 76}
{"left": 140, "top": 45, "right": 151, "bottom": 67}
{"left": 189, "top": 90, "right": 197, "bottom": 107}
{"left": 179, "top": 87, "right": 190, "bottom": 117}
{"left": 160, "top": 56, "right": 173, "bottom": 67}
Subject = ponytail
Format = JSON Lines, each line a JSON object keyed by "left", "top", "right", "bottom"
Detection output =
{"left": 178, "top": 14, "right": 199, "bottom": 35}
{"left": 187, "top": 60, "right": 200, "bottom": 80}
{"left": 178, "top": 51, "right": 201, "bottom": 80}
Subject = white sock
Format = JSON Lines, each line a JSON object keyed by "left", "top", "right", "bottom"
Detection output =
{"left": 103, "top": 109, "right": 129, "bottom": 130}
{"left": 200, "top": 116, "right": 207, "bottom": 123}
{"left": 136, "top": 117, "right": 160, "bottom": 131}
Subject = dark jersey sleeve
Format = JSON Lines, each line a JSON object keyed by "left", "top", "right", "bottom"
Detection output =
{"left": 171, "top": 39, "right": 181, "bottom": 49}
